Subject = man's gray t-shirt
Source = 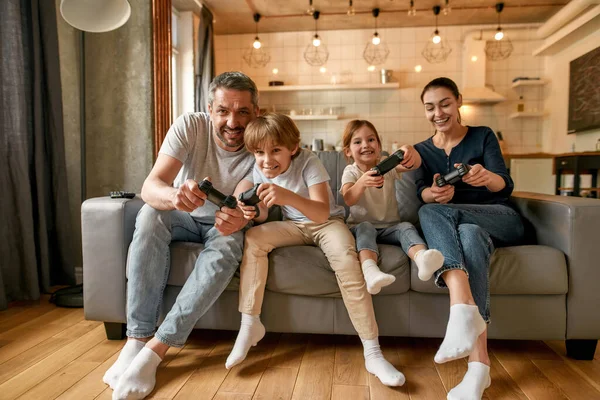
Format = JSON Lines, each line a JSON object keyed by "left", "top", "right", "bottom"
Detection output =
{"left": 159, "top": 112, "right": 255, "bottom": 223}
{"left": 252, "top": 149, "right": 345, "bottom": 223}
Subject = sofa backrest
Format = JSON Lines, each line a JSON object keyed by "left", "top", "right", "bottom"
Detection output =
{"left": 316, "top": 151, "right": 421, "bottom": 225}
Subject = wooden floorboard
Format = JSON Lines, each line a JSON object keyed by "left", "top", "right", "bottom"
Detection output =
{"left": 1, "top": 298, "right": 599, "bottom": 399}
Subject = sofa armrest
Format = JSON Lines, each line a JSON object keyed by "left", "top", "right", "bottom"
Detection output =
{"left": 82, "top": 196, "right": 144, "bottom": 323}
{"left": 511, "top": 191, "right": 600, "bottom": 339}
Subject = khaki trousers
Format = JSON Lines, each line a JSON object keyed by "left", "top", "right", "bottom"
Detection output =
{"left": 238, "top": 217, "right": 378, "bottom": 340}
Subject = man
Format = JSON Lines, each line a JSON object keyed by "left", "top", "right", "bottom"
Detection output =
{"left": 105, "top": 72, "right": 259, "bottom": 400}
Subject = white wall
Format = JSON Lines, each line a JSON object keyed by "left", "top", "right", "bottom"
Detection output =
{"left": 214, "top": 24, "right": 545, "bottom": 153}
{"left": 543, "top": 17, "right": 600, "bottom": 153}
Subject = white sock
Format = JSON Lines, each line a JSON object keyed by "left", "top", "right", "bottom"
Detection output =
{"left": 414, "top": 249, "right": 444, "bottom": 281}
{"left": 447, "top": 362, "right": 491, "bottom": 400}
{"left": 112, "top": 347, "right": 162, "bottom": 400}
{"left": 361, "top": 259, "right": 396, "bottom": 295}
{"left": 362, "top": 338, "right": 405, "bottom": 387}
{"left": 435, "top": 304, "right": 486, "bottom": 364}
{"left": 103, "top": 339, "right": 145, "bottom": 389}
{"left": 225, "top": 313, "right": 266, "bottom": 369}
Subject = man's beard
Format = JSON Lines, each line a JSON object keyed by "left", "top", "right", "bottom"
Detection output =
{"left": 214, "top": 126, "right": 244, "bottom": 149}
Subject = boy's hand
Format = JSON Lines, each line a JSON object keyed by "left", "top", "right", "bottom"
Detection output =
{"left": 399, "top": 145, "right": 417, "bottom": 169}
{"left": 238, "top": 200, "right": 258, "bottom": 220}
{"left": 173, "top": 178, "right": 206, "bottom": 212}
{"left": 214, "top": 206, "right": 247, "bottom": 235}
{"left": 257, "top": 183, "right": 293, "bottom": 207}
{"left": 357, "top": 169, "right": 385, "bottom": 188}
{"left": 461, "top": 163, "right": 492, "bottom": 187}
{"left": 430, "top": 173, "right": 455, "bottom": 204}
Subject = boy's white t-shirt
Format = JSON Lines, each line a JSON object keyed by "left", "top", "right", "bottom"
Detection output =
{"left": 158, "top": 112, "right": 255, "bottom": 223}
{"left": 341, "top": 163, "right": 402, "bottom": 228}
{"left": 252, "top": 149, "right": 345, "bottom": 223}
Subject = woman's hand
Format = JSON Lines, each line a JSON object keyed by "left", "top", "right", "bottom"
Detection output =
{"left": 461, "top": 163, "right": 493, "bottom": 187}
{"left": 399, "top": 145, "right": 417, "bottom": 169}
{"left": 357, "top": 169, "right": 385, "bottom": 188}
{"left": 430, "top": 174, "right": 455, "bottom": 203}
{"left": 257, "top": 183, "right": 294, "bottom": 208}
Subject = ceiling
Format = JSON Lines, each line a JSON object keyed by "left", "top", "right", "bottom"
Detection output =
{"left": 172, "top": 0, "right": 570, "bottom": 35}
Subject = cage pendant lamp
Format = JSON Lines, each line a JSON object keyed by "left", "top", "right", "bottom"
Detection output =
{"left": 304, "top": 11, "right": 329, "bottom": 66}
{"left": 485, "top": 2, "right": 513, "bottom": 61}
{"left": 243, "top": 13, "right": 271, "bottom": 68}
{"left": 363, "top": 8, "right": 390, "bottom": 67}
{"left": 421, "top": 5, "right": 452, "bottom": 64}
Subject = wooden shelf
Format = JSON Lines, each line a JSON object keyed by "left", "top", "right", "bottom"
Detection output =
{"left": 557, "top": 187, "right": 600, "bottom": 191}
{"left": 289, "top": 114, "right": 340, "bottom": 121}
{"left": 509, "top": 111, "right": 546, "bottom": 119}
{"left": 511, "top": 79, "right": 548, "bottom": 88}
{"left": 259, "top": 82, "right": 400, "bottom": 92}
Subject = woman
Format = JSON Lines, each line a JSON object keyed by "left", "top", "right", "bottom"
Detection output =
{"left": 413, "top": 77, "right": 525, "bottom": 400}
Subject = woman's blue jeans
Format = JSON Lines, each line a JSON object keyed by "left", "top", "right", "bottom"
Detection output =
{"left": 125, "top": 204, "right": 245, "bottom": 347}
{"left": 350, "top": 221, "right": 426, "bottom": 256}
{"left": 418, "top": 203, "right": 525, "bottom": 323}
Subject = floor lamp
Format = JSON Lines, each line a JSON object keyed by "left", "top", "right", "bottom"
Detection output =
{"left": 52, "top": 0, "right": 131, "bottom": 307}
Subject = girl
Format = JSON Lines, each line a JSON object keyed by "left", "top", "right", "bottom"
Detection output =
{"left": 226, "top": 113, "right": 405, "bottom": 387}
{"left": 340, "top": 120, "right": 444, "bottom": 295}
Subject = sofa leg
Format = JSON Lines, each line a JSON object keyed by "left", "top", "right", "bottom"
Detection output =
{"left": 565, "top": 339, "right": 598, "bottom": 360}
{"left": 104, "top": 322, "right": 126, "bottom": 340}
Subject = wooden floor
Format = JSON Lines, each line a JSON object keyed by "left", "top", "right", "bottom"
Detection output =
{"left": 1, "top": 298, "right": 599, "bottom": 400}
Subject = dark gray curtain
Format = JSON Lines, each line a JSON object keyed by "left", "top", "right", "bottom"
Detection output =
{"left": 195, "top": 6, "right": 214, "bottom": 113}
{"left": 0, "top": 0, "right": 75, "bottom": 310}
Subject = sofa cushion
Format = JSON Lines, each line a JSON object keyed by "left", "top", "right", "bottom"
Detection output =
{"left": 410, "top": 245, "right": 568, "bottom": 295}
{"left": 163, "top": 242, "right": 411, "bottom": 297}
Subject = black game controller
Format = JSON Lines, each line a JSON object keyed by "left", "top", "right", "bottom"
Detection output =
{"left": 238, "top": 184, "right": 261, "bottom": 218}
{"left": 370, "top": 149, "right": 405, "bottom": 188}
{"left": 198, "top": 179, "right": 237, "bottom": 209}
{"left": 435, "top": 163, "right": 471, "bottom": 187}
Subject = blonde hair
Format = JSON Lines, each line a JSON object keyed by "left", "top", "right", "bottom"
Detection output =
{"left": 341, "top": 120, "right": 382, "bottom": 161}
{"left": 244, "top": 113, "right": 301, "bottom": 157}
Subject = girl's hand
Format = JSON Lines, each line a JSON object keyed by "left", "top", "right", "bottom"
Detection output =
{"left": 257, "top": 183, "right": 293, "bottom": 208}
{"left": 357, "top": 169, "right": 385, "bottom": 188}
{"left": 399, "top": 145, "right": 417, "bottom": 169}
{"left": 430, "top": 174, "right": 455, "bottom": 203}
{"left": 238, "top": 200, "right": 258, "bottom": 220}
{"left": 461, "top": 163, "right": 493, "bottom": 187}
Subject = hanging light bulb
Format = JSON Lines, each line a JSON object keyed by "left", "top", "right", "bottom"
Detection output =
{"left": 243, "top": 13, "right": 271, "bottom": 68}
{"left": 443, "top": 0, "right": 451, "bottom": 15}
{"left": 495, "top": 27, "right": 504, "bottom": 41}
{"left": 306, "top": 0, "right": 315, "bottom": 15}
{"left": 363, "top": 9, "right": 389, "bottom": 66}
{"left": 372, "top": 32, "right": 380, "bottom": 45}
{"left": 347, "top": 0, "right": 355, "bottom": 16}
{"left": 312, "top": 34, "right": 321, "bottom": 47}
{"left": 421, "top": 6, "right": 452, "bottom": 63}
{"left": 432, "top": 29, "right": 441, "bottom": 44}
{"left": 408, "top": 0, "right": 416, "bottom": 16}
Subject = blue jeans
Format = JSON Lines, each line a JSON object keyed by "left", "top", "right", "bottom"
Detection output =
{"left": 126, "top": 204, "right": 244, "bottom": 347}
{"left": 418, "top": 203, "right": 525, "bottom": 322}
{"left": 350, "top": 221, "right": 426, "bottom": 256}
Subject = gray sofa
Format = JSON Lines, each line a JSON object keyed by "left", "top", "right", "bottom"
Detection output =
{"left": 82, "top": 151, "right": 600, "bottom": 359}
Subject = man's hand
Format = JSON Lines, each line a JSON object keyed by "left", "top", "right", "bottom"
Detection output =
{"left": 172, "top": 178, "right": 206, "bottom": 212}
{"left": 430, "top": 174, "right": 455, "bottom": 204}
{"left": 357, "top": 169, "right": 385, "bottom": 188}
{"left": 257, "top": 183, "right": 294, "bottom": 208}
{"left": 399, "top": 144, "right": 417, "bottom": 169}
{"left": 214, "top": 205, "right": 247, "bottom": 235}
{"left": 461, "top": 163, "right": 493, "bottom": 187}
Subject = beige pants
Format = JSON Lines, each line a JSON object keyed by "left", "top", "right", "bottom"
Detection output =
{"left": 238, "top": 217, "right": 378, "bottom": 340}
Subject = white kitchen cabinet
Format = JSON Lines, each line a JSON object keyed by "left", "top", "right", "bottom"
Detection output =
{"left": 510, "top": 158, "right": 555, "bottom": 195}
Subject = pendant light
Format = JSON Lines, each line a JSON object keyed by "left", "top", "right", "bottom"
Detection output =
{"left": 363, "top": 8, "right": 390, "bottom": 68}
{"left": 485, "top": 2, "right": 513, "bottom": 61}
{"left": 408, "top": 0, "right": 416, "bottom": 16}
{"left": 304, "top": 11, "right": 329, "bottom": 66}
{"left": 243, "top": 13, "right": 271, "bottom": 68}
{"left": 347, "top": 0, "right": 356, "bottom": 16}
{"left": 443, "top": 0, "right": 451, "bottom": 15}
{"left": 421, "top": 5, "right": 452, "bottom": 64}
{"left": 306, "top": 0, "right": 315, "bottom": 16}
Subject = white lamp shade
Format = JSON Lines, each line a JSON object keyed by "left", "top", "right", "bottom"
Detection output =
{"left": 60, "top": 0, "right": 131, "bottom": 33}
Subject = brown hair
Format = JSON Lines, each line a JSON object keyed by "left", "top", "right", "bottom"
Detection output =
{"left": 341, "top": 120, "right": 382, "bottom": 161}
{"left": 420, "top": 77, "right": 462, "bottom": 124}
{"left": 244, "top": 113, "right": 301, "bottom": 157}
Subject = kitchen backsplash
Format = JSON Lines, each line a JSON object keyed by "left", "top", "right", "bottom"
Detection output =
{"left": 215, "top": 25, "right": 545, "bottom": 154}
